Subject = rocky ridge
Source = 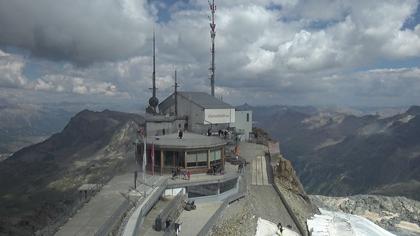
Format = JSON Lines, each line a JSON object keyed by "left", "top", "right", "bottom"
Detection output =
{"left": 310, "top": 194, "right": 420, "bottom": 236}
{"left": 0, "top": 110, "right": 144, "bottom": 235}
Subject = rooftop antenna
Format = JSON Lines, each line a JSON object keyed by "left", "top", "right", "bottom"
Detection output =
{"left": 208, "top": 0, "right": 216, "bottom": 97}
{"left": 147, "top": 27, "right": 159, "bottom": 114}
{"left": 174, "top": 70, "right": 179, "bottom": 116}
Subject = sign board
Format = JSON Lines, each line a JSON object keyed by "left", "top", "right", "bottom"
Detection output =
{"left": 204, "top": 108, "right": 235, "bottom": 124}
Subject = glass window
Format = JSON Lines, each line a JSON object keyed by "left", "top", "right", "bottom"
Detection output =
{"left": 220, "top": 178, "right": 237, "bottom": 193}
{"left": 246, "top": 113, "right": 250, "bottom": 122}
{"left": 210, "top": 149, "right": 221, "bottom": 163}
{"left": 187, "top": 183, "right": 218, "bottom": 197}
{"left": 153, "top": 150, "right": 161, "bottom": 166}
{"left": 186, "top": 152, "right": 196, "bottom": 164}
{"left": 164, "top": 151, "right": 174, "bottom": 166}
{"left": 197, "top": 152, "right": 207, "bottom": 162}
{"left": 186, "top": 151, "right": 208, "bottom": 167}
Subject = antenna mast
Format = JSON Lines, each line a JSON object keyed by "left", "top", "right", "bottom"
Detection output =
{"left": 174, "top": 70, "right": 179, "bottom": 116}
{"left": 152, "top": 29, "right": 156, "bottom": 99}
{"left": 147, "top": 28, "right": 159, "bottom": 114}
{"left": 208, "top": 0, "right": 216, "bottom": 97}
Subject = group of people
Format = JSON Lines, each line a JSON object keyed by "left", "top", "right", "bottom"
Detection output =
{"left": 206, "top": 128, "right": 230, "bottom": 138}
{"left": 218, "top": 129, "right": 230, "bottom": 138}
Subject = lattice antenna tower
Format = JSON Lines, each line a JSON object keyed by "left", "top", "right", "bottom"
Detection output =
{"left": 208, "top": 0, "right": 216, "bottom": 97}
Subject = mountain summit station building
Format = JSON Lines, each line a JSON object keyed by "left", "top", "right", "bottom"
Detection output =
{"left": 138, "top": 91, "right": 252, "bottom": 175}
{"left": 138, "top": 132, "right": 227, "bottom": 175}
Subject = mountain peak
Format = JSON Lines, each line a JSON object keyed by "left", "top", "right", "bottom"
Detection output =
{"left": 406, "top": 106, "right": 420, "bottom": 116}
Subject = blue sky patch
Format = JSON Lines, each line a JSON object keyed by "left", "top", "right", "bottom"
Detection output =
{"left": 402, "top": 3, "right": 420, "bottom": 30}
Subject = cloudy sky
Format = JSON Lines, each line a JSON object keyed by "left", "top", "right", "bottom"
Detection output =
{"left": 0, "top": 0, "right": 419, "bottom": 110}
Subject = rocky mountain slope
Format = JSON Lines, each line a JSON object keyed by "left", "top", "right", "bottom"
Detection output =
{"left": 248, "top": 105, "right": 420, "bottom": 201}
{"left": 0, "top": 110, "right": 143, "bottom": 235}
{"left": 310, "top": 194, "right": 420, "bottom": 236}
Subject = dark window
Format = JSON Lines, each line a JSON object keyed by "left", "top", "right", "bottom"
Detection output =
{"left": 187, "top": 183, "right": 218, "bottom": 197}
{"left": 162, "top": 129, "right": 166, "bottom": 135}
{"left": 220, "top": 178, "right": 237, "bottom": 193}
{"left": 164, "top": 151, "right": 173, "bottom": 166}
{"left": 246, "top": 113, "right": 250, "bottom": 122}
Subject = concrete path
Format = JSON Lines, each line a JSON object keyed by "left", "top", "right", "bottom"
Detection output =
{"left": 122, "top": 176, "right": 166, "bottom": 236}
{"left": 137, "top": 199, "right": 170, "bottom": 236}
{"left": 55, "top": 173, "right": 162, "bottom": 236}
{"left": 239, "top": 142, "right": 299, "bottom": 233}
{"left": 177, "top": 201, "right": 222, "bottom": 236}
{"left": 251, "top": 155, "right": 269, "bottom": 186}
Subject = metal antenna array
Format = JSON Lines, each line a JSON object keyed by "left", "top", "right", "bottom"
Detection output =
{"left": 208, "top": 0, "right": 216, "bottom": 97}
{"left": 152, "top": 29, "right": 156, "bottom": 99}
{"left": 147, "top": 28, "right": 159, "bottom": 114}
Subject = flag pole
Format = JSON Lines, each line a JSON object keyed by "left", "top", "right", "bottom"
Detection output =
{"left": 142, "top": 133, "right": 147, "bottom": 182}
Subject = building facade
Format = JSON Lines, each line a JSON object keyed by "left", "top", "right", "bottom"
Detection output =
{"left": 231, "top": 110, "right": 253, "bottom": 141}
{"left": 137, "top": 132, "right": 226, "bottom": 175}
{"left": 145, "top": 114, "right": 188, "bottom": 136}
{"left": 159, "top": 92, "right": 235, "bottom": 134}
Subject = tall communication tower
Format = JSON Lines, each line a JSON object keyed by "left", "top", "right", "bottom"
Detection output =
{"left": 174, "top": 70, "right": 179, "bottom": 116}
{"left": 208, "top": 0, "right": 216, "bottom": 97}
{"left": 147, "top": 29, "right": 159, "bottom": 114}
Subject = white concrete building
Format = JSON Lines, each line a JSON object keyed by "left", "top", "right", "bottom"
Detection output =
{"left": 159, "top": 92, "right": 235, "bottom": 134}
{"left": 231, "top": 110, "right": 253, "bottom": 141}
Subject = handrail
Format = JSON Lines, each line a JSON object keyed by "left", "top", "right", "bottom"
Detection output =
{"left": 167, "top": 173, "right": 239, "bottom": 189}
{"left": 196, "top": 172, "right": 247, "bottom": 236}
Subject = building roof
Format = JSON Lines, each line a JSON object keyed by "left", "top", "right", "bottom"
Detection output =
{"left": 159, "top": 91, "right": 233, "bottom": 111}
{"left": 147, "top": 132, "right": 227, "bottom": 149}
{"left": 178, "top": 92, "right": 233, "bottom": 109}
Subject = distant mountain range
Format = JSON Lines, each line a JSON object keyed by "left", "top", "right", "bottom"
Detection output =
{"left": 0, "top": 102, "right": 73, "bottom": 156}
{"left": 0, "top": 110, "right": 143, "bottom": 235}
{"left": 245, "top": 104, "right": 420, "bottom": 201}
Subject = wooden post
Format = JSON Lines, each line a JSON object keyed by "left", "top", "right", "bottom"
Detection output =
{"left": 161, "top": 150, "right": 164, "bottom": 175}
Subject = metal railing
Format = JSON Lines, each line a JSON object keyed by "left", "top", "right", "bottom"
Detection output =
{"left": 196, "top": 172, "right": 248, "bottom": 236}
{"left": 132, "top": 178, "right": 168, "bottom": 236}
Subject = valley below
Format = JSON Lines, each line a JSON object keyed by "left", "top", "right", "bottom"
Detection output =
{"left": 246, "top": 104, "right": 420, "bottom": 201}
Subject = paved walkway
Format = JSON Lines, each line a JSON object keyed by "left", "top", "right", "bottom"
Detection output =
{"left": 122, "top": 176, "right": 166, "bottom": 236}
{"left": 177, "top": 201, "right": 222, "bottom": 236}
{"left": 55, "top": 173, "right": 163, "bottom": 236}
{"left": 239, "top": 142, "right": 299, "bottom": 233}
{"left": 137, "top": 199, "right": 170, "bottom": 236}
{"left": 251, "top": 155, "right": 270, "bottom": 186}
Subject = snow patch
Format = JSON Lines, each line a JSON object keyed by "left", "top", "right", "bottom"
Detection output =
{"left": 255, "top": 217, "right": 300, "bottom": 236}
{"left": 308, "top": 209, "right": 396, "bottom": 236}
{"left": 398, "top": 115, "right": 415, "bottom": 123}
